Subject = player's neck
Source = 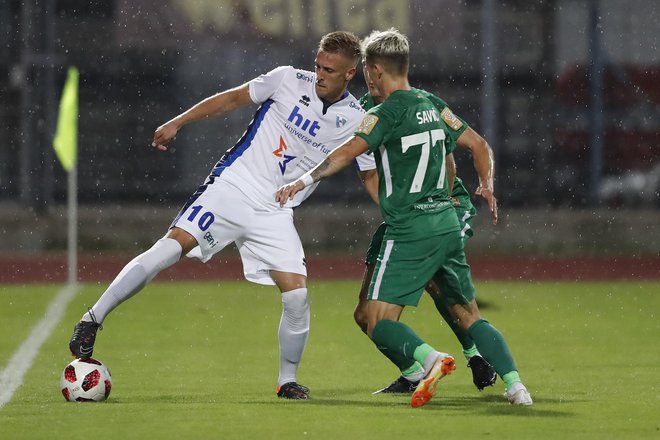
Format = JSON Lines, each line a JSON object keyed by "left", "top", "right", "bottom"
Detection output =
{"left": 379, "top": 77, "right": 410, "bottom": 101}
{"left": 322, "top": 88, "right": 348, "bottom": 104}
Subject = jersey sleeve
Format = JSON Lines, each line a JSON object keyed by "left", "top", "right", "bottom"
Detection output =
{"left": 354, "top": 152, "right": 376, "bottom": 171}
{"left": 248, "top": 65, "right": 291, "bottom": 104}
{"left": 354, "top": 105, "right": 395, "bottom": 153}
{"left": 424, "top": 92, "right": 469, "bottom": 142}
{"left": 444, "top": 132, "right": 458, "bottom": 155}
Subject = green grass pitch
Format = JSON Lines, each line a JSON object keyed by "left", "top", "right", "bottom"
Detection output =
{"left": 1, "top": 280, "right": 659, "bottom": 439}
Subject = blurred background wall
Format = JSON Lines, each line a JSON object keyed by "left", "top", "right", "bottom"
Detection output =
{"left": 1, "top": 0, "right": 658, "bottom": 259}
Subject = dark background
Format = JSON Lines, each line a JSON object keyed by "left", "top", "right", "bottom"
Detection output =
{"left": 1, "top": 0, "right": 658, "bottom": 212}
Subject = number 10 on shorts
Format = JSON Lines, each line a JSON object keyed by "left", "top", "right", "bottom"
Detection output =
{"left": 187, "top": 205, "right": 218, "bottom": 248}
{"left": 187, "top": 205, "right": 215, "bottom": 231}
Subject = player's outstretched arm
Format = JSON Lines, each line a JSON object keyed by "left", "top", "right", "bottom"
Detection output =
{"left": 151, "top": 83, "right": 253, "bottom": 151}
{"left": 276, "top": 136, "right": 369, "bottom": 206}
{"left": 455, "top": 127, "right": 497, "bottom": 224}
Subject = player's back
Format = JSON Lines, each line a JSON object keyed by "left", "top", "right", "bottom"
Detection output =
{"left": 369, "top": 90, "right": 460, "bottom": 240}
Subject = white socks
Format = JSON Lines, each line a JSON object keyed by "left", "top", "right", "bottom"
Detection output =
{"left": 277, "top": 288, "right": 310, "bottom": 386}
{"left": 83, "top": 238, "right": 182, "bottom": 324}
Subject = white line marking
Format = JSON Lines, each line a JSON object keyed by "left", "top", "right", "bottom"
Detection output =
{"left": 0, "top": 283, "right": 80, "bottom": 408}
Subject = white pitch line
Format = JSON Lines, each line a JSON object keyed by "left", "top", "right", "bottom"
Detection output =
{"left": 0, "top": 283, "right": 80, "bottom": 408}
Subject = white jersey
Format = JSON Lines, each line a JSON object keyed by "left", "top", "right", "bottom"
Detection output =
{"left": 209, "top": 65, "right": 375, "bottom": 209}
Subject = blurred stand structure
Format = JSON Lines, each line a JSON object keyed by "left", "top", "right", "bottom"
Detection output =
{"left": 1, "top": 0, "right": 658, "bottom": 259}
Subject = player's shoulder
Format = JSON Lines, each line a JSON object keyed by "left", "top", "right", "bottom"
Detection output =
{"left": 260, "top": 66, "right": 315, "bottom": 86}
{"left": 412, "top": 87, "right": 449, "bottom": 109}
{"left": 343, "top": 91, "right": 366, "bottom": 116}
{"left": 380, "top": 89, "right": 427, "bottom": 113}
{"left": 288, "top": 66, "right": 315, "bottom": 85}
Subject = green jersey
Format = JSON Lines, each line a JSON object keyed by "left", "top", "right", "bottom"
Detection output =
{"left": 355, "top": 89, "right": 460, "bottom": 240}
{"left": 358, "top": 88, "right": 468, "bottom": 145}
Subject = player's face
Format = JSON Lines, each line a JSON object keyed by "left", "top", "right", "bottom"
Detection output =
{"left": 314, "top": 50, "right": 356, "bottom": 102}
{"left": 362, "top": 60, "right": 383, "bottom": 104}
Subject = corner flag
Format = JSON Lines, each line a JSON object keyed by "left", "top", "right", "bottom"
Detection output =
{"left": 53, "top": 67, "right": 79, "bottom": 172}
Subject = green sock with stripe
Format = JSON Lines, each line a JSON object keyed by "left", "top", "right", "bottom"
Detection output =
{"left": 467, "top": 319, "right": 517, "bottom": 377}
{"left": 371, "top": 319, "right": 429, "bottom": 373}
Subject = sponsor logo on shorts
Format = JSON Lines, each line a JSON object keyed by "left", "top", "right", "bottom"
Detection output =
{"left": 413, "top": 200, "right": 451, "bottom": 211}
{"left": 272, "top": 136, "right": 296, "bottom": 174}
{"left": 203, "top": 231, "right": 219, "bottom": 248}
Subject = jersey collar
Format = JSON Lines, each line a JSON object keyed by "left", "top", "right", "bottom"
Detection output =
{"left": 320, "top": 89, "right": 350, "bottom": 115}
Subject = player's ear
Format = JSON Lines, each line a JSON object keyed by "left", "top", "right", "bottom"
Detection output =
{"left": 346, "top": 67, "right": 357, "bottom": 81}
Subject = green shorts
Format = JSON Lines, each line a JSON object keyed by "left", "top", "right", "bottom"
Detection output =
{"left": 367, "top": 230, "right": 476, "bottom": 307}
{"left": 364, "top": 194, "right": 476, "bottom": 266}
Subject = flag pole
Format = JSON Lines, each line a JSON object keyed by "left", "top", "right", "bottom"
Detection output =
{"left": 67, "top": 157, "right": 78, "bottom": 286}
{"left": 53, "top": 66, "right": 79, "bottom": 286}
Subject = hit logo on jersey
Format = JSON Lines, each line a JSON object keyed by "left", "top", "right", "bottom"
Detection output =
{"left": 287, "top": 106, "right": 321, "bottom": 136}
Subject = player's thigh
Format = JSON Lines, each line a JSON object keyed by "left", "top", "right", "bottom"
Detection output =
{"left": 354, "top": 262, "right": 375, "bottom": 331}
{"left": 357, "top": 224, "right": 385, "bottom": 315}
{"left": 237, "top": 208, "right": 306, "bottom": 285}
{"left": 171, "top": 180, "right": 248, "bottom": 262}
{"left": 368, "top": 236, "right": 448, "bottom": 307}
{"left": 270, "top": 270, "right": 307, "bottom": 292}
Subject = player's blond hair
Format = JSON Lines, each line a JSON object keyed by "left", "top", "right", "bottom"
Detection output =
{"left": 318, "top": 31, "right": 361, "bottom": 67}
{"left": 361, "top": 28, "right": 409, "bottom": 76}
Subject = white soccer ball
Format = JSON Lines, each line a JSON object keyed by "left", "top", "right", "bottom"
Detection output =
{"left": 60, "top": 358, "right": 112, "bottom": 402}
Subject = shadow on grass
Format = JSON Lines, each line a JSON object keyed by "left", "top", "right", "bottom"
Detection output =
{"left": 234, "top": 394, "right": 576, "bottom": 417}
{"left": 110, "top": 392, "right": 577, "bottom": 418}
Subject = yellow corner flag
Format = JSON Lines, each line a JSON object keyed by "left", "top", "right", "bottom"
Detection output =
{"left": 53, "top": 66, "right": 79, "bottom": 172}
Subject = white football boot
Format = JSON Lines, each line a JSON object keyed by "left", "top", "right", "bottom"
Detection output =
{"left": 505, "top": 382, "right": 533, "bottom": 406}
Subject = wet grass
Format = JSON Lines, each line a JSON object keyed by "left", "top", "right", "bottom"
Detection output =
{"left": 1, "top": 280, "right": 659, "bottom": 439}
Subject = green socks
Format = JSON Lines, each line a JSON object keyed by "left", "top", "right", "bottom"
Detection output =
{"left": 467, "top": 319, "right": 517, "bottom": 378}
{"left": 372, "top": 320, "right": 437, "bottom": 377}
{"left": 502, "top": 371, "right": 522, "bottom": 390}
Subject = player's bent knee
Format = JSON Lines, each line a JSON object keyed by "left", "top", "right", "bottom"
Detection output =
{"left": 353, "top": 306, "right": 368, "bottom": 334}
{"left": 166, "top": 227, "right": 199, "bottom": 255}
{"left": 272, "top": 271, "right": 307, "bottom": 292}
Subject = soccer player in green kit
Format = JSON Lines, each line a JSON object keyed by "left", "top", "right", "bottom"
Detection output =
{"left": 277, "top": 29, "right": 532, "bottom": 407}
{"left": 355, "top": 69, "right": 498, "bottom": 395}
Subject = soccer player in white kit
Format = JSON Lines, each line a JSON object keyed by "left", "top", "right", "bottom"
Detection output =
{"left": 69, "top": 31, "right": 375, "bottom": 400}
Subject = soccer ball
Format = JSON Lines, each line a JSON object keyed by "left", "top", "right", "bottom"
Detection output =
{"left": 60, "top": 358, "right": 112, "bottom": 402}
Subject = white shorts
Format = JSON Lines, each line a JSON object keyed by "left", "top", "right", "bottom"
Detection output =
{"left": 171, "top": 178, "right": 306, "bottom": 285}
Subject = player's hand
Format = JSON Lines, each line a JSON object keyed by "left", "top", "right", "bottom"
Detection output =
{"left": 151, "top": 121, "right": 179, "bottom": 151}
{"left": 475, "top": 186, "right": 498, "bottom": 225}
{"left": 276, "top": 181, "right": 305, "bottom": 207}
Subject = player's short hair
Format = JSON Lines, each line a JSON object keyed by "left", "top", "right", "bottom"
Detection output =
{"left": 361, "top": 28, "right": 409, "bottom": 76}
{"left": 318, "top": 31, "right": 361, "bottom": 66}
